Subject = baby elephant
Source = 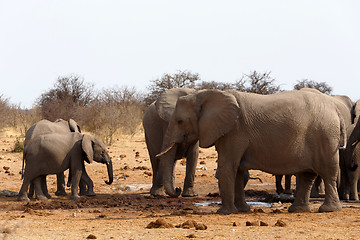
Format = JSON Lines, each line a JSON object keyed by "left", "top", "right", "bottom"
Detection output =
{"left": 18, "top": 132, "right": 113, "bottom": 201}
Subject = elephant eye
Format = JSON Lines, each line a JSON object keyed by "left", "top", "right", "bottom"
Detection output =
{"left": 177, "top": 120, "right": 183, "bottom": 125}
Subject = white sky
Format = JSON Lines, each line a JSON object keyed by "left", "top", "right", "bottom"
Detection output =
{"left": 1, "top": 0, "right": 359, "bottom": 108}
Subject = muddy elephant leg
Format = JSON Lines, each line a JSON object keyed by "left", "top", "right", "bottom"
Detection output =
{"left": 288, "top": 172, "right": 317, "bottom": 212}
{"left": 34, "top": 176, "right": 48, "bottom": 200}
{"left": 275, "top": 175, "right": 284, "bottom": 194}
{"left": 79, "top": 167, "right": 95, "bottom": 196}
{"left": 40, "top": 175, "right": 52, "bottom": 199}
{"left": 182, "top": 142, "right": 199, "bottom": 197}
{"left": 284, "top": 175, "right": 292, "bottom": 194}
{"left": 234, "top": 169, "right": 250, "bottom": 212}
{"left": 55, "top": 172, "right": 67, "bottom": 196}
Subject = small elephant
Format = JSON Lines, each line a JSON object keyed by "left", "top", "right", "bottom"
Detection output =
{"left": 18, "top": 132, "right": 113, "bottom": 201}
{"left": 143, "top": 88, "right": 198, "bottom": 197}
{"left": 24, "top": 119, "right": 93, "bottom": 198}
{"left": 157, "top": 89, "right": 346, "bottom": 214}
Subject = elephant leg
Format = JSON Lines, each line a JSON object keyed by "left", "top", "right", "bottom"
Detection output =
{"left": 41, "top": 175, "right": 52, "bottom": 199}
{"left": 28, "top": 182, "right": 35, "bottom": 198}
{"left": 318, "top": 165, "right": 342, "bottom": 212}
{"left": 284, "top": 175, "right": 292, "bottom": 194}
{"left": 288, "top": 172, "right": 317, "bottom": 212}
{"left": 182, "top": 142, "right": 199, "bottom": 197}
{"left": 79, "top": 167, "right": 95, "bottom": 196}
{"left": 34, "top": 176, "right": 48, "bottom": 200}
{"left": 70, "top": 160, "right": 83, "bottom": 199}
{"left": 275, "top": 175, "right": 284, "bottom": 194}
{"left": 55, "top": 172, "right": 67, "bottom": 196}
{"left": 216, "top": 142, "right": 247, "bottom": 215}
{"left": 310, "top": 175, "right": 322, "bottom": 198}
{"left": 150, "top": 157, "right": 166, "bottom": 196}
{"left": 234, "top": 169, "right": 250, "bottom": 212}
{"left": 18, "top": 175, "right": 31, "bottom": 201}
{"left": 349, "top": 177, "right": 359, "bottom": 200}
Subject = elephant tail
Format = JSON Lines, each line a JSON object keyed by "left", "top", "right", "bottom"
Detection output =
{"left": 338, "top": 110, "right": 347, "bottom": 150}
{"left": 21, "top": 153, "right": 25, "bottom": 179}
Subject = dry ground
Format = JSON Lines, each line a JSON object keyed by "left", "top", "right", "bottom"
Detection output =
{"left": 1, "top": 130, "right": 360, "bottom": 240}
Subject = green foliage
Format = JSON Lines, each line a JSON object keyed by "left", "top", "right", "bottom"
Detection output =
{"left": 13, "top": 137, "right": 24, "bottom": 153}
{"left": 293, "top": 79, "right": 333, "bottom": 95}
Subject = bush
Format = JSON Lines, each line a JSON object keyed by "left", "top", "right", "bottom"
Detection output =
{"left": 294, "top": 79, "right": 332, "bottom": 95}
{"left": 13, "top": 137, "right": 24, "bottom": 153}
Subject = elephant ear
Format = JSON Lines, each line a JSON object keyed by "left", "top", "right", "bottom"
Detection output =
{"left": 196, "top": 90, "right": 240, "bottom": 148}
{"left": 156, "top": 88, "right": 197, "bottom": 122}
{"left": 68, "top": 119, "right": 81, "bottom": 133}
{"left": 82, "top": 134, "right": 94, "bottom": 163}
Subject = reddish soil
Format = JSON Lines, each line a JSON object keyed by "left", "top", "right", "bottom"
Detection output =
{"left": 1, "top": 130, "right": 360, "bottom": 239}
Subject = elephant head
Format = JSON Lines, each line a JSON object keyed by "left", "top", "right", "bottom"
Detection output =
{"left": 157, "top": 89, "right": 240, "bottom": 196}
{"left": 82, "top": 134, "right": 113, "bottom": 185}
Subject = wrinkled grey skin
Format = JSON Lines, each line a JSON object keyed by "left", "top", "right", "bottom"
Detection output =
{"left": 18, "top": 132, "right": 113, "bottom": 201}
{"left": 343, "top": 100, "right": 360, "bottom": 200}
{"left": 143, "top": 88, "right": 199, "bottom": 197}
{"left": 277, "top": 89, "right": 354, "bottom": 199}
{"left": 158, "top": 89, "right": 346, "bottom": 214}
{"left": 24, "top": 119, "right": 93, "bottom": 198}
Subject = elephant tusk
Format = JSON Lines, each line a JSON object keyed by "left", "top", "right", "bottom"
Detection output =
{"left": 155, "top": 143, "right": 176, "bottom": 158}
{"left": 352, "top": 140, "right": 360, "bottom": 147}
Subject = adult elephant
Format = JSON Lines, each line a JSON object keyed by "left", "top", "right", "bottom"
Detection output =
{"left": 18, "top": 132, "right": 113, "bottom": 201}
{"left": 157, "top": 89, "right": 346, "bottom": 214}
{"left": 143, "top": 88, "right": 199, "bottom": 197}
{"left": 276, "top": 89, "right": 354, "bottom": 199}
{"left": 24, "top": 119, "right": 93, "bottom": 198}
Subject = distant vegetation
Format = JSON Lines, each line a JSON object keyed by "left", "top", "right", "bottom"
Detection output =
{"left": 0, "top": 71, "right": 334, "bottom": 145}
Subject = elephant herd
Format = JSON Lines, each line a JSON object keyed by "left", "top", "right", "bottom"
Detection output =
{"left": 17, "top": 88, "right": 360, "bottom": 215}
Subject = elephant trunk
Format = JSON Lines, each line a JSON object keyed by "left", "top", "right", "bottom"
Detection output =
{"left": 160, "top": 143, "right": 181, "bottom": 197}
{"left": 105, "top": 159, "right": 113, "bottom": 185}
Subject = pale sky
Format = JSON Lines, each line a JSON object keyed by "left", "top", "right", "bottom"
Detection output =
{"left": 1, "top": 0, "right": 359, "bottom": 108}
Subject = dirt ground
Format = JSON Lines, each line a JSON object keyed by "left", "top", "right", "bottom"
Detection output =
{"left": 1, "top": 130, "right": 360, "bottom": 240}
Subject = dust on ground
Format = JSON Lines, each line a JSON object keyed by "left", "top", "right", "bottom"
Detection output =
{"left": 1, "top": 130, "right": 360, "bottom": 240}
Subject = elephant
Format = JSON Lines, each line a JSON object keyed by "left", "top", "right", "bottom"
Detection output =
{"left": 275, "top": 90, "right": 354, "bottom": 199}
{"left": 24, "top": 119, "right": 93, "bottom": 198}
{"left": 343, "top": 122, "right": 360, "bottom": 200}
{"left": 143, "top": 88, "right": 199, "bottom": 197}
{"left": 342, "top": 100, "right": 360, "bottom": 200}
{"left": 157, "top": 89, "right": 346, "bottom": 214}
{"left": 18, "top": 132, "right": 113, "bottom": 201}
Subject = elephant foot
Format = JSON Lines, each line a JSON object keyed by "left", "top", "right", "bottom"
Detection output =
{"left": 181, "top": 188, "right": 198, "bottom": 197}
{"left": 318, "top": 202, "right": 342, "bottom": 212}
{"left": 284, "top": 190, "right": 292, "bottom": 195}
{"left": 70, "top": 195, "right": 80, "bottom": 200}
{"left": 235, "top": 202, "right": 251, "bottom": 212}
{"left": 216, "top": 205, "right": 239, "bottom": 215}
{"left": 44, "top": 192, "right": 52, "bottom": 199}
{"left": 150, "top": 186, "right": 166, "bottom": 196}
{"left": 288, "top": 203, "right": 311, "bottom": 213}
{"left": 55, "top": 190, "right": 67, "bottom": 196}
{"left": 27, "top": 192, "right": 34, "bottom": 198}
{"left": 17, "top": 195, "right": 30, "bottom": 201}
{"left": 36, "top": 195, "right": 48, "bottom": 201}
{"left": 85, "top": 191, "right": 96, "bottom": 197}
